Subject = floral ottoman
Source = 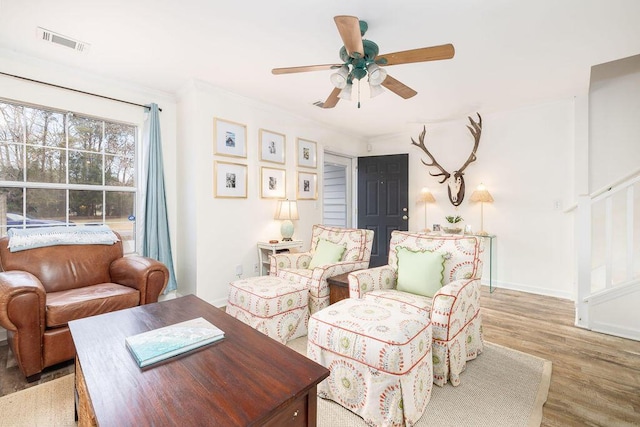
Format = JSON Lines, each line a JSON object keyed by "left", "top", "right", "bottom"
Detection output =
{"left": 226, "top": 276, "right": 309, "bottom": 344}
{"left": 307, "top": 298, "right": 433, "bottom": 427}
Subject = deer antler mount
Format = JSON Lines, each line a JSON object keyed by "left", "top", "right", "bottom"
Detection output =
{"left": 411, "top": 113, "right": 482, "bottom": 206}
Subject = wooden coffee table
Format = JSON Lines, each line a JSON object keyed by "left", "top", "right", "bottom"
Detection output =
{"left": 69, "top": 294, "right": 329, "bottom": 426}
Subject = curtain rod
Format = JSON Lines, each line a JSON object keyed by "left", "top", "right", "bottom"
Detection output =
{"left": 0, "top": 71, "right": 162, "bottom": 112}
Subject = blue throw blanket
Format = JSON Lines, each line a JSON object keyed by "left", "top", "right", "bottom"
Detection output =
{"left": 7, "top": 225, "right": 119, "bottom": 252}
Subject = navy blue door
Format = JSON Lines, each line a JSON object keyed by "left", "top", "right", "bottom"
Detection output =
{"left": 357, "top": 154, "right": 409, "bottom": 267}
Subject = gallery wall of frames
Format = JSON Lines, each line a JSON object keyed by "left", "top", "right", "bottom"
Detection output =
{"left": 212, "top": 117, "right": 317, "bottom": 200}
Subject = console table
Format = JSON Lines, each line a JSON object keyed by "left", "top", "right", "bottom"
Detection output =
{"left": 472, "top": 234, "right": 497, "bottom": 293}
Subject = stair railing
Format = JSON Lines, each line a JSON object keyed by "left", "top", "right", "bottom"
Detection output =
{"left": 575, "top": 171, "right": 640, "bottom": 328}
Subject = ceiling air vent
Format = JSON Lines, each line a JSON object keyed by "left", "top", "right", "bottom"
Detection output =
{"left": 36, "top": 27, "right": 90, "bottom": 54}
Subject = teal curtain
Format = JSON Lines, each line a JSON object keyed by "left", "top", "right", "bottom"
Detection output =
{"left": 143, "top": 103, "right": 177, "bottom": 292}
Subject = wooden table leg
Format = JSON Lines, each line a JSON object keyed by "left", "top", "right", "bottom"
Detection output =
{"left": 75, "top": 356, "right": 97, "bottom": 427}
{"left": 307, "top": 385, "right": 318, "bottom": 427}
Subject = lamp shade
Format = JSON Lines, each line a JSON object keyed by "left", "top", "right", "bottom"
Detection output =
{"left": 419, "top": 187, "right": 436, "bottom": 203}
{"left": 274, "top": 199, "right": 299, "bottom": 220}
{"left": 470, "top": 184, "right": 494, "bottom": 203}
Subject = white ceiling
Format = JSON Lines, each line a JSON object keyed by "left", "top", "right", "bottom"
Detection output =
{"left": 1, "top": 0, "right": 639, "bottom": 138}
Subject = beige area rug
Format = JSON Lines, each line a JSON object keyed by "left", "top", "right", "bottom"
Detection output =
{"left": 0, "top": 373, "right": 75, "bottom": 427}
{"left": 0, "top": 340, "right": 551, "bottom": 427}
{"left": 289, "top": 338, "right": 551, "bottom": 427}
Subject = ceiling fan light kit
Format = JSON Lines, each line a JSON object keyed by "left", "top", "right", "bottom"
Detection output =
{"left": 272, "top": 15, "right": 455, "bottom": 109}
{"left": 338, "top": 83, "right": 353, "bottom": 100}
{"left": 369, "top": 82, "right": 385, "bottom": 98}
{"left": 330, "top": 65, "right": 349, "bottom": 89}
{"left": 366, "top": 63, "right": 387, "bottom": 86}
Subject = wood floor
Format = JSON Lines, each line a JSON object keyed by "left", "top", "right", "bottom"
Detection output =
{"left": 480, "top": 286, "right": 640, "bottom": 427}
{"left": 1, "top": 287, "right": 638, "bottom": 425}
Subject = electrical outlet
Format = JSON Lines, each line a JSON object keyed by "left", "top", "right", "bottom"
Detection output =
{"left": 235, "top": 265, "right": 243, "bottom": 276}
{"left": 254, "top": 263, "right": 259, "bottom": 273}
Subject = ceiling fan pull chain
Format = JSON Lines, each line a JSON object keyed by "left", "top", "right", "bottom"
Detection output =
{"left": 357, "top": 79, "right": 361, "bottom": 108}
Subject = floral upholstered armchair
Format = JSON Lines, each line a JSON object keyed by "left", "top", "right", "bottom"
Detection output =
{"left": 269, "top": 225, "right": 374, "bottom": 314}
{"left": 348, "top": 231, "right": 485, "bottom": 386}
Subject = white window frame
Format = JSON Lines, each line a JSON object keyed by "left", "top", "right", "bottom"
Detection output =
{"left": 0, "top": 97, "right": 144, "bottom": 254}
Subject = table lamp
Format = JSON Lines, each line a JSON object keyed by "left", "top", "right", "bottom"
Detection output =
{"left": 469, "top": 183, "right": 494, "bottom": 235}
{"left": 419, "top": 187, "right": 436, "bottom": 232}
{"left": 274, "top": 199, "right": 299, "bottom": 241}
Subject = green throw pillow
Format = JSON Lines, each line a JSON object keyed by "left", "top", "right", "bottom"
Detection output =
{"left": 308, "top": 239, "right": 346, "bottom": 269}
{"left": 396, "top": 247, "right": 445, "bottom": 298}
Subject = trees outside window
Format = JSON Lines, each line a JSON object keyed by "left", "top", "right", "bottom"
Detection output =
{"left": 0, "top": 100, "right": 137, "bottom": 253}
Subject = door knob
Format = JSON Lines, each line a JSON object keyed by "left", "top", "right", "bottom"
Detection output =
{"left": 402, "top": 215, "right": 408, "bottom": 220}
{"left": 402, "top": 207, "right": 407, "bottom": 212}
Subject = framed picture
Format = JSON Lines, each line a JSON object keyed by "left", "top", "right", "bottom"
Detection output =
{"left": 259, "top": 129, "right": 286, "bottom": 164}
{"left": 214, "top": 118, "right": 247, "bottom": 158}
{"left": 260, "top": 167, "right": 286, "bottom": 199}
{"left": 433, "top": 224, "right": 441, "bottom": 232}
{"left": 214, "top": 161, "right": 247, "bottom": 198}
{"left": 297, "top": 171, "right": 317, "bottom": 200}
{"left": 296, "top": 138, "right": 317, "bottom": 168}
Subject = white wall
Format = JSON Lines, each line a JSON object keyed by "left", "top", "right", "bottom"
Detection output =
{"left": 0, "top": 48, "right": 179, "bottom": 258}
{"left": 366, "top": 101, "right": 575, "bottom": 298}
{"left": 589, "top": 54, "right": 640, "bottom": 192}
{"left": 0, "top": 48, "right": 179, "bottom": 341}
{"left": 176, "top": 80, "right": 365, "bottom": 306}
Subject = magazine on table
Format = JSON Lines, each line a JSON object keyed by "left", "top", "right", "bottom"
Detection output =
{"left": 125, "top": 317, "right": 225, "bottom": 368}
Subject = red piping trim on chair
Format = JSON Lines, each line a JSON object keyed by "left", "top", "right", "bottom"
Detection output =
{"left": 433, "top": 308, "right": 480, "bottom": 343}
{"left": 432, "top": 277, "right": 477, "bottom": 341}
{"left": 229, "top": 284, "right": 309, "bottom": 299}
{"left": 226, "top": 300, "right": 308, "bottom": 319}
{"left": 309, "top": 318, "right": 432, "bottom": 375}
{"left": 311, "top": 316, "right": 431, "bottom": 347}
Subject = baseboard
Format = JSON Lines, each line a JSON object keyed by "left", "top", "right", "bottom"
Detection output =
{"left": 488, "top": 279, "right": 574, "bottom": 301}
{"left": 159, "top": 290, "right": 180, "bottom": 301}
{"left": 588, "top": 321, "right": 640, "bottom": 341}
{"left": 211, "top": 296, "right": 228, "bottom": 308}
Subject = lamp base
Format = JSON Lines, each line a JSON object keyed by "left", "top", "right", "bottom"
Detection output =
{"left": 280, "top": 219, "right": 294, "bottom": 241}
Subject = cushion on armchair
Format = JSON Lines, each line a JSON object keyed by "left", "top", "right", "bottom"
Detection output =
{"left": 396, "top": 247, "right": 445, "bottom": 297}
{"left": 308, "top": 239, "right": 346, "bottom": 269}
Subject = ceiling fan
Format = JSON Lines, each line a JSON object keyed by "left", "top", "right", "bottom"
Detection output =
{"left": 272, "top": 15, "right": 455, "bottom": 108}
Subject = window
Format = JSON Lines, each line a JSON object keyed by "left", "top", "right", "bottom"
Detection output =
{"left": 0, "top": 99, "right": 138, "bottom": 253}
{"left": 323, "top": 152, "right": 353, "bottom": 228}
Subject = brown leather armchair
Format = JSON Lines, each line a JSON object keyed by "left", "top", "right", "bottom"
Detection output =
{"left": 0, "top": 233, "right": 169, "bottom": 381}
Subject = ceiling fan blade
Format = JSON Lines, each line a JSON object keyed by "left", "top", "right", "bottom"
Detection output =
{"left": 321, "top": 87, "right": 341, "bottom": 109}
{"left": 376, "top": 44, "right": 455, "bottom": 66}
{"left": 272, "top": 64, "right": 342, "bottom": 75}
{"left": 381, "top": 75, "right": 418, "bottom": 99}
{"left": 334, "top": 15, "right": 364, "bottom": 58}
